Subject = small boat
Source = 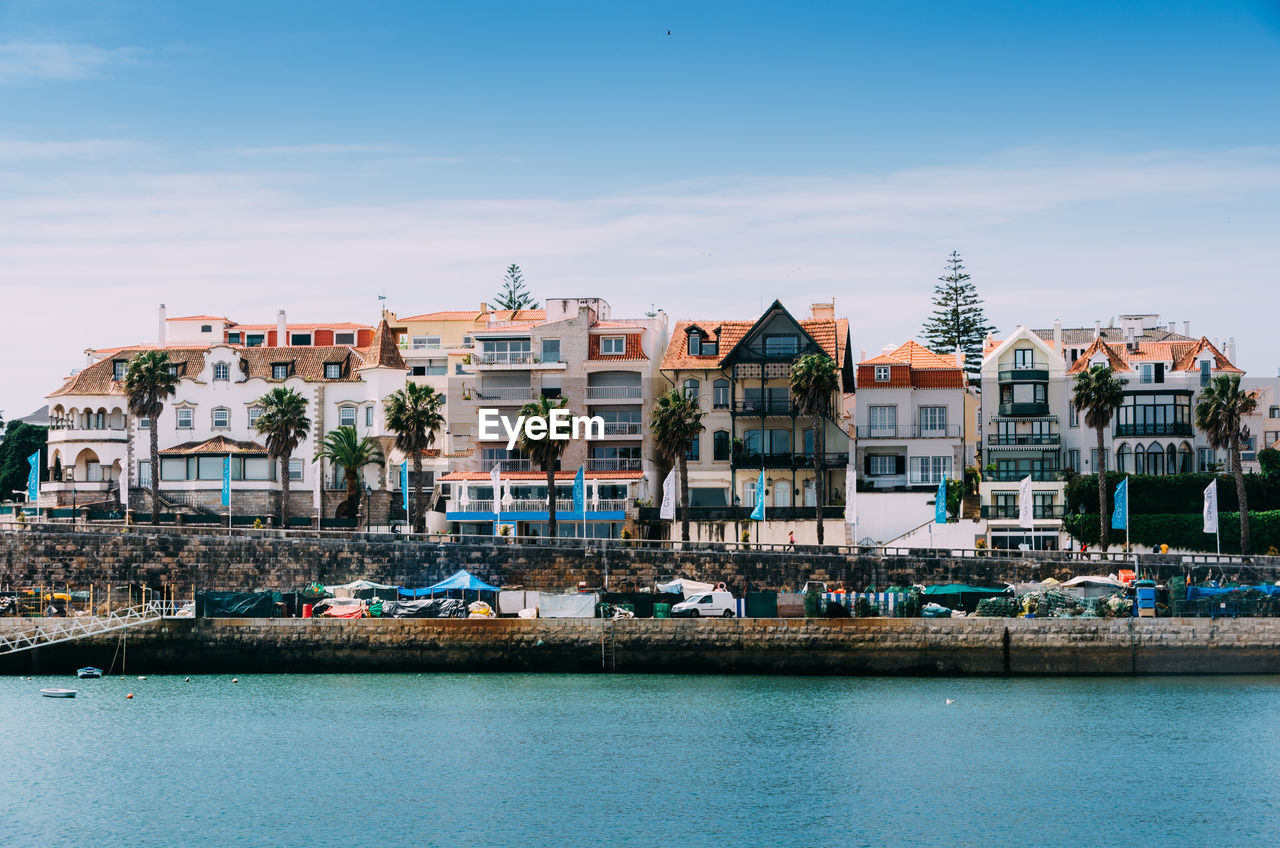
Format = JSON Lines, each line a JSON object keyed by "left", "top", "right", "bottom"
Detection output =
{"left": 77, "top": 667, "right": 103, "bottom": 679}
{"left": 41, "top": 688, "right": 77, "bottom": 698}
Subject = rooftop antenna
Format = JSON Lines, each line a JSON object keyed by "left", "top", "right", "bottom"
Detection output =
{"left": 377, "top": 293, "right": 387, "bottom": 319}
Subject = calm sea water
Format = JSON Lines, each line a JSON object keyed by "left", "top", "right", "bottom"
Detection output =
{"left": 2, "top": 673, "right": 1278, "bottom": 847}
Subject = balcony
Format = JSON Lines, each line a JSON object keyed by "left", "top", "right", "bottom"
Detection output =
{"left": 450, "top": 498, "right": 631, "bottom": 515}
{"left": 1114, "top": 422, "right": 1193, "bottom": 438}
{"left": 856, "top": 425, "right": 961, "bottom": 439}
{"left": 998, "top": 367, "right": 1050, "bottom": 383}
{"left": 638, "top": 505, "right": 845, "bottom": 522}
{"left": 733, "top": 399, "right": 794, "bottom": 416}
{"left": 732, "top": 451, "right": 795, "bottom": 469}
{"left": 472, "top": 353, "right": 534, "bottom": 367}
{"left": 981, "top": 504, "right": 1066, "bottom": 519}
{"left": 600, "top": 421, "right": 642, "bottom": 436}
{"left": 586, "top": 458, "right": 643, "bottom": 472}
{"left": 999, "top": 402, "right": 1051, "bottom": 417}
{"left": 794, "top": 451, "right": 850, "bottom": 467}
{"left": 479, "top": 458, "right": 533, "bottom": 472}
{"left": 987, "top": 433, "right": 1060, "bottom": 446}
{"left": 585, "top": 386, "right": 643, "bottom": 401}
{"left": 472, "top": 387, "right": 534, "bottom": 403}
{"left": 986, "top": 468, "right": 1061, "bottom": 482}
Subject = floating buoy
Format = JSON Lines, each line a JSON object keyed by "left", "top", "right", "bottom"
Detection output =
{"left": 184, "top": 677, "right": 190, "bottom": 682}
{"left": 231, "top": 678, "right": 238, "bottom": 684}
{"left": 137, "top": 676, "right": 147, "bottom": 681}
{"left": 126, "top": 693, "right": 134, "bottom": 699}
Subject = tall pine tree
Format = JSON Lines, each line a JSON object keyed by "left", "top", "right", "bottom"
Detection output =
{"left": 490, "top": 264, "right": 539, "bottom": 311}
{"left": 920, "top": 251, "right": 996, "bottom": 379}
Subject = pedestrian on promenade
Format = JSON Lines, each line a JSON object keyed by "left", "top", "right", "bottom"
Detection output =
{"left": 788, "top": 530, "right": 795, "bottom": 549}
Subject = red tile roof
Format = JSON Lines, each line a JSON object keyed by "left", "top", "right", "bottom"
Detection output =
{"left": 359, "top": 319, "right": 407, "bottom": 370}
{"left": 588, "top": 333, "right": 649, "bottom": 361}
{"left": 1067, "top": 336, "right": 1243, "bottom": 375}
{"left": 1171, "top": 337, "right": 1244, "bottom": 374}
{"left": 230, "top": 322, "right": 373, "bottom": 331}
{"left": 159, "top": 436, "right": 268, "bottom": 456}
{"left": 857, "top": 341, "right": 964, "bottom": 389}
{"left": 660, "top": 317, "right": 848, "bottom": 371}
{"left": 168, "top": 314, "right": 229, "bottom": 322}
{"left": 1067, "top": 338, "right": 1134, "bottom": 374}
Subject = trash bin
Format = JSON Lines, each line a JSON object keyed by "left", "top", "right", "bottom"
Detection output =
{"left": 653, "top": 603, "right": 671, "bottom": 618}
{"left": 302, "top": 603, "right": 313, "bottom": 618}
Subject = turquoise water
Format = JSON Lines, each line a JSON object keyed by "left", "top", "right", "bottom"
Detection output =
{"left": 2, "top": 674, "right": 1279, "bottom": 847}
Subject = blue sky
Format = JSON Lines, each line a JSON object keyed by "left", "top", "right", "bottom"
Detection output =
{"left": 2, "top": 1, "right": 1280, "bottom": 413}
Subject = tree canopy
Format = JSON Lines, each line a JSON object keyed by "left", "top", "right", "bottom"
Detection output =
{"left": 920, "top": 251, "right": 996, "bottom": 378}
{"left": 491, "top": 264, "right": 539, "bottom": 311}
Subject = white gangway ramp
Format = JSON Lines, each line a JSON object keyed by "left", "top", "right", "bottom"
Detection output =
{"left": 0, "top": 601, "right": 171, "bottom": 656}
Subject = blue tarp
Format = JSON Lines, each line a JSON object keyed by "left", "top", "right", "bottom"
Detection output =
{"left": 1187, "top": 584, "right": 1280, "bottom": 600}
{"left": 399, "top": 569, "right": 501, "bottom": 598}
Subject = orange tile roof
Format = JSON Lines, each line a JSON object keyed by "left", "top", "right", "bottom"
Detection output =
{"left": 660, "top": 317, "right": 848, "bottom": 371}
{"left": 159, "top": 436, "right": 268, "bottom": 456}
{"left": 359, "top": 319, "right": 406, "bottom": 370}
{"left": 860, "top": 340, "right": 960, "bottom": 370}
{"left": 49, "top": 349, "right": 210, "bottom": 398}
{"left": 856, "top": 341, "right": 964, "bottom": 389}
{"left": 398, "top": 310, "right": 488, "bottom": 322}
{"left": 1067, "top": 336, "right": 1242, "bottom": 375}
{"left": 1171, "top": 337, "right": 1244, "bottom": 374}
{"left": 230, "top": 322, "right": 372, "bottom": 331}
{"left": 1067, "top": 338, "right": 1133, "bottom": 374}
{"left": 168, "top": 314, "right": 229, "bottom": 322}
{"left": 439, "top": 471, "right": 645, "bottom": 481}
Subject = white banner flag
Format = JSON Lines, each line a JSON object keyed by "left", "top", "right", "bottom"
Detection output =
{"left": 120, "top": 460, "right": 130, "bottom": 508}
{"left": 490, "top": 463, "right": 501, "bottom": 507}
{"left": 844, "top": 465, "right": 857, "bottom": 525}
{"left": 1018, "top": 475, "right": 1034, "bottom": 529}
{"left": 1203, "top": 479, "right": 1219, "bottom": 534}
{"left": 659, "top": 471, "right": 676, "bottom": 520}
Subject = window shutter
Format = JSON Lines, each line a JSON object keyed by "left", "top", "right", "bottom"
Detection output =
{"left": 895, "top": 455, "right": 906, "bottom": 475}
{"left": 863, "top": 455, "right": 872, "bottom": 475}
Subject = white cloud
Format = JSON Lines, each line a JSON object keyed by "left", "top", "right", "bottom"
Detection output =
{"left": 0, "top": 42, "right": 137, "bottom": 84}
{"left": 2, "top": 147, "right": 1278, "bottom": 414}
{"left": 0, "top": 139, "right": 144, "bottom": 160}
{"left": 228, "top": 144, "right": 407, "bottom": 157}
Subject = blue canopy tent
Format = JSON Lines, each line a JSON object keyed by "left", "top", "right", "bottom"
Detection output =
{"left": 399, "top": 570, "right": 501, "bottom": 599}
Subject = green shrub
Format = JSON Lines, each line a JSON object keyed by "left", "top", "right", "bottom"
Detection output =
{"left": 1063, "top": 510, "right": 1280, "bottom": 554}
{"left": 1065, "top": 472, "right": 1280, "bottom": 516}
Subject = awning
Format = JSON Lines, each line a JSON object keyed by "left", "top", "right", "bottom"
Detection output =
{"left": 399, "top": 569, "right": 500, "bottom": 598}
{"left": 324, "top": 579, "right": 399, "bottom": 592}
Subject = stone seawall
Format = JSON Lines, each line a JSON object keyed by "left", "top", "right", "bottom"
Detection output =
{"left": 4, "top": 526, "right": 1259, "bottom": 596}
{"left": 6, "top": 617, "right": 1280, "bottom": 676}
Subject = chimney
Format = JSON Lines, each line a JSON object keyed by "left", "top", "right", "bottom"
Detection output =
{"left": 1052, "top": 319, "right": 1063, "bottom": 353}
{"left": 955, "top": 346, "right": 964, "bottom": 369}
{"left": 881, "top": 344, "right": 895, "bottom": 356}
{"left": 1168, "top": 322, "right": 1176, "bottom": 333}
{"left": 809, "top": 301, "right": 835, "bottom": 321}
{"left": 1226, "top": 337, "right": 1236, "bottom": 363}
{"left": 859, "top": 349, "right": 867, "bottom": 362}
{"left": 1126, "top": 327, "right": 1136, "bottom": 351}
{"left": 1094, "top": 320, "right": 1101, "bottom": 339}
{"left": 480, "top": 302, "right": 489, "bottom": 314}
{"left": 1183, "top": 320, "right": 1190, "bottom": 337}
{"left": 277, "top": 310, "right": 288, "bottom": 347}
{"left": 158, "top": 303, "right": 167, "bottom": 345}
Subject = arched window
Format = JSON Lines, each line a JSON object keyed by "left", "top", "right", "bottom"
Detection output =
{"left": 712, "top": 379, "right": 729, "bottom": 409}
{"left": 212, "top": 407, "right": 231, "bottom": 429}
{"left": 213, "top": 362, "right": 230, "bottom": 381}
{"left": 744, "top": 478, "right": 758, "bottom": 507}
{"left": 683, "top": 378, "right": 700, "bottom": 401}
{"left": 1165, "top": 444, "right": 1177, "bottom": 477}
{"left": 1134, "top": 444, "right": 1145, "bottom": 475}
{"left": 1116, "top": 443, "right": 1131, "bottom": 474}
{"left": 1146, "top": 442, "right": 1164, "bottom": 476}
{"left": 1179, "top": 442, "right": 1193, "bottom": 474}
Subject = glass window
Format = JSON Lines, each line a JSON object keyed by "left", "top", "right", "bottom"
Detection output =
{"left": 335, "top": 332, "right": 355, "bottom": 345}
{"left": 1200, "top": 360, "right": 1211, "bottom": 386}
{"left": 712, "top": 379, "right": 729, "bottom": 409}
{"left": 1134, "top": 445, "right": 1145, "bottom": 474}
{"left": 683, "top": 379, "right": 699, "bottom": 400}
{"left": 138, "top": 416, "right": 150, "bottom": 429}
{"left": 339, "top": 406, "right": 356, "bottom": 427}
{"left": 365, "top": 406, "right": 373, "bottom": 427}
{"left": 919, "top": 406, "right": 947, "bottom": 434}
{"left": 201, "top": 324, "right": 212, "bottom": 333}
{"left": 1198, "top": 448, "right": 1216, "bottom": 472}
{"left": 1069, "top": 403, "right": 1079, "bottom": 427}
{"left": 1140, "top": 363, "right": 1154, "bottom": 384}
{"left": 324, "top": 363, "right": 341, "bottom": 379}
{"left": 869, "top": 455, "right": 898, "bottom": 476}
{"left": 687, "top": 331, "right": 701, "bottom": 356}
{"left": 1269, "top": 406, "right": 1279, "bottom": 418}
{"left": 600, "top": 337, "right": 625, "bottom": 355}
{"left": 1013, "top": 348, "right": 1033, "bottom": 368}
{"left": 743, "top": 479, "right": 758, "bottom": 507}
{"left": 875, "top": 365, "right": 890, "bottom": 382}
{"left": 160, "top": 457, "right": 187, "bottom": 481}
{"left": 713, "top": 430, "right": 730, "bottom": 461}
{"left": 910, "top": 456, "right": 951, "bottom": 484}
{"left": 213, "top": 362, "right": 230, "bottom": 381}
{"left": 175, "top": 408, "right": 193, "bottom": 429}
{"left": 686, "top": 434, "right": 700, "bottom": 461}
{"left": 763, "top": 335, "right": 799, "bottom": 357}
{"left": 246, "top": 333, "right": 264, "bottom": 347}
{"left": 289, "top": 458, "right": 304, "bottom": 481}
{"left": 248, "top": 406, "right": 263, "bottom": 427}
{"left": 227, "top": 332, "right": 241, "bottom": 344}
{"left": 271, "top": 364, "right": 288, "bottom": 380}
{"left": 113, "top": 360, "right": 127, "bottom": 381}
{"left": 212, "top": 407, "right": 230, "bottom": 428}
{"left": 1069, "top": 448, "right": 1082, "bottom": 473}
{"left": 137, "top": 460, "right": 151, "bottom": 488}
{"left": 541, "top": 339, "right": 560, "bottom": 362}
{"left": 868, "top": 405, "right": 896, "bottom": 435}
{"left": 1092, "top": 447, "right": 1109, "bottom": 473}
{"left": 290, "top": 333, "right": 312, "bottom": 346}
{"left": 743, "top": 429, "right": 790, "bottom": 455}
{"left": 411, "top": 366, "right": 427, "bottom": 376}
{"left": 196, "top": 456, "right": 223, "bottom": 480}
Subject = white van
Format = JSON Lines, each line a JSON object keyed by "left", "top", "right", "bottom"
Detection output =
{"left": 671, "top": 591, "right": 737, "bottom": 618}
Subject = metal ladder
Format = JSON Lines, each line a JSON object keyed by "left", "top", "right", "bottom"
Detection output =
{"left": 601, "top": 620, "right": 616, "bottom": 672}
{"left": 0, "top": 601, "right": 168, "bottom": 656}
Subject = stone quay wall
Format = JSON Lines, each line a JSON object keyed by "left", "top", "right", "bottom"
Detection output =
{"left": 5, "top": 617, "right": 1280, "bottom": 676}
{"left": 3, "top": 525, "right": 1265, "bottom": 597}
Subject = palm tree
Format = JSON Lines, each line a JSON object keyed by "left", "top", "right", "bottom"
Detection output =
{"left": 518, "top": 396, "right": 571, "bottom": 539}
{"left": 255, "top": 387, "right": 312, "bottom": 528}
{"left": 649, "top": 388, "right": 705, "bottom": 542}
{"left": 314, "top": 426, "right": 384, "bottom": 524}
{"left": 1196, "top": 374, "right": 1258, "bottom": 554}
{"left": 384, "top": 383, "right": 445, "bottom": 532}
{"left": 791, "top": 353, "right": 840, "bottom": 545}
{"left": 1071, "top": 365, "right": 1124, "bottom": 550}
{"left": 123, "top": 350, "right": 179, "bottom": 524}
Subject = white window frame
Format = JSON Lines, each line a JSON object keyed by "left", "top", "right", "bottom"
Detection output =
{"left": 211, "top": 407, "right": 230, "bottom": 429}
{"left": 213, "top": 362, "right": 230, "bottom": 382}
{"left": 601, "top": 336, "right": 626, "bottom": 355}
{"left": 175, "top": 408, "right": 193, "bottom": 429}
{"left": 868, "top": 405, "right": 897, "bottom": 436}
{"left": 918, "top": 406, "right": 947, "bottom": 435}
{"left": 869, "top": 455, "right": 898, "bottom": 476}
{"left": 909, "top": 455, "right": 951, "bottom": 485}
{"left": 271, "top": 364, "right": 289, "bottom": 380}
{"left": 113, "top": 360, "right": 127, "bottom": 381}
{"left": 248, "top": 406, "right": 263, "bottom": 428}
{"left": 324, "top": 363, "right": 341, "bottom": 379}
{"left": 338, "top": 406, "right": 357, "bottom": 427}
{"left": 365, "top": 406, "right": 374, "bottom": 427}
{"left": 289, "top": 458, "right": 304, "bottom": 481}
{"left": 874, "top": 365, "right": 890, "bottom": 382}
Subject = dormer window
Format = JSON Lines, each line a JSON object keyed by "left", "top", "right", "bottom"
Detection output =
{"left": 324, "top": 363, "right": 342, "bottom": 379}
{"left": 601, "top": 336, "right": 625, "bottom": 355}
{"left": 246, "top": 333, "right": 264, "bottom": 347}
{"left": 1200, "top": 360, "right": 1211, "bottom": 386}
{"left": 213, "top": 363, "right": 230, "bottom": 382}
{"left": 335, "top": 332, "right": 355, "bottom": 345}
{"left": 112, "top": 360, "right": 127, "bottom": 381}
{"left": 875, "top": 366, "right": 890, "bottom": 382}
{"left": 271, "top": 363, "right": 289, "bottom": 380}
{"left": 227, "top": 332, "right": 242, "bottom": 344}
{"left": 290, "top": 333, "right": 312, "bottom": 346}
{"left": 687, "top": 330, "right": 701, "bottom": 356}
{"left": 701, "top": 340, "right": 717, "bottom": 356}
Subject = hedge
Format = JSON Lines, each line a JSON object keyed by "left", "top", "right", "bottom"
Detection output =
{"left": 1064, "top": 472, "right": 1280, "bottom": 516}
{"left": 1062, "top": 510, "right": 1280, "bottom": 555}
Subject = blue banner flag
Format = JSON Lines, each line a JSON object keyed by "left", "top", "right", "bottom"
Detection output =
{"left": 400, "top": 462, "right": 409, "bottom": 513}
{"left": 572, "top": 465, "right": 585, "bottom": 513}
{"left": 935, "top": 477, "right": 947, "bottom": 524}
{"left": 1111, "top": 478, "right": 1128, "bottom": 530}
{"left": 221, "top": 456, "right": 231, "bottom": 507}
{"left": 27, "top": 451, "right": 39, "bottom": 502}
{"left": 750, "top": 470, "right": 766, "bottom": 521}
